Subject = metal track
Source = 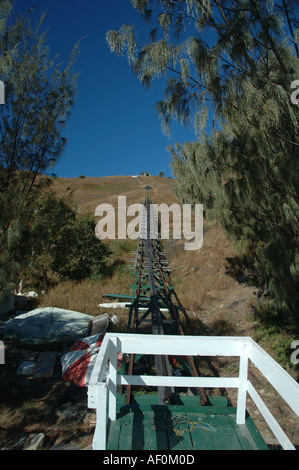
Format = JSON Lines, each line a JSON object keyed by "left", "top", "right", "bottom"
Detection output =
{"left": 144, "top": 196, "right": 175, "bottom": 404}
{"left": 103, "top": 180, "right": 209, "bottom": 406}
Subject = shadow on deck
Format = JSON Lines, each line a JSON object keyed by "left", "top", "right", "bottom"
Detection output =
{"left": 106, "top": 395, "right": 268, "bottom": 451}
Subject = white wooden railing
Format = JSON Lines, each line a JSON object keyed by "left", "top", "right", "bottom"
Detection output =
{"left": 87, "top": 333, "right": 299, "bottom": 450}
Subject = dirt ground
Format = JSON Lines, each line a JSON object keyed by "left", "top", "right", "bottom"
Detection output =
{"left": 0, "top": 338, "right": 94, "bottom": 450}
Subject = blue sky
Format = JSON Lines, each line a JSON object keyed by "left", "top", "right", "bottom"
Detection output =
{"left": 14, "top": 0, "right": 195, "bottom": 178}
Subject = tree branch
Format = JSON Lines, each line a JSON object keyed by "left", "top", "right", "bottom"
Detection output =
{"left": 249, "top": 0, "right": 288, "bottom": 75}
{"left": 282, "top": 0, "right": 299, "bottom": 58}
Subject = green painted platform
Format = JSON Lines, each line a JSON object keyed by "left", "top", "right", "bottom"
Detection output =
{"left": 106, "top": 395, "right": 269, "bottom": 451}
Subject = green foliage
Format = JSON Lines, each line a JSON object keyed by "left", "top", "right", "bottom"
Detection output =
{"left": 18, "top": 192, "right": 75, "bottom": 287}
{"left": 107, "top": 0, "right": 299, "bottom": 325}
{"left": 0, "top": 2, "right": 79, "bottom": 297}
{"left": 51, "top": 212, "right": 111, "bottom": 282}
{"left": 112, "top": 239, "right": 135, "bottom": 257}
{"left": 251, "top": 301, "right": 299, "bottom": 370}
{"left": 18, "top": 192, "right": 111, "bottom": 286}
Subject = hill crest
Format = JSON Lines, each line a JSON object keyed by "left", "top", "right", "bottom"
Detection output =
{"left": 48, "top": 174, "right": 179, "bottom": 213}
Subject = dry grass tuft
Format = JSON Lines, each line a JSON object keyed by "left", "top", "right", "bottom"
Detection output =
{"left": 167, "top": 220, "right": 237, "bottom": 313}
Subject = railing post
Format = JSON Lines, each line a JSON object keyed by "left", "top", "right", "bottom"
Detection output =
{"left": 92, "top": 383, "right": 108, "bottom": 450}
{"left": 236, "top": 340, "right": 249, "bottom": 425}
{"left": 108, "top": 336, "right": 118, "bottom": 421}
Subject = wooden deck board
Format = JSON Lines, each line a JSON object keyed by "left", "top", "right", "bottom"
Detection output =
{"left": 106, "top": 395, "right": 268, "bottom": 451}
{"left": 189, "top": 413, "right": 243, "bottom": 450}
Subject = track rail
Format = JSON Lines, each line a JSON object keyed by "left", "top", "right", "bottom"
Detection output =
{"left": 144, "top": 196, "right": 175, "bottom": 404}
{"left": 121, "top": 188, "right": 208, "bottom": 406}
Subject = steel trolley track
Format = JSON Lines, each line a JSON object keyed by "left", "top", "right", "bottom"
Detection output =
{"left": 103, "top": 179, "right": 208, "bottom": 406}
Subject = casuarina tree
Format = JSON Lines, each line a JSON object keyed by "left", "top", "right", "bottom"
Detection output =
{"left": 107, "top": 0, "right": 299, "bottom": 324}
{"left": 0, "top": 1, "right": 78, "bottom": 301}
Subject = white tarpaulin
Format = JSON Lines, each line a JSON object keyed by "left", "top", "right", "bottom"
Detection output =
{"left": 3, "top": 307, "right": 94, "bottom": 346}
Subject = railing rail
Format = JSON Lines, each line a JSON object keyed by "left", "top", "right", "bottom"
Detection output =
{"left": 87, "top": 333, "right": 299, "bottom": 450}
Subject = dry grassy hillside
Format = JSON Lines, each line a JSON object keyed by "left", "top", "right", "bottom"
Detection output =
{"left": 41, "top": 173, "right": 256, "bottom": 335}
{"left": 42, "top": 175, "right": 298, "bottom": 370}
{"left": 49, "top": 174, "right": 179, "bottom": 212}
